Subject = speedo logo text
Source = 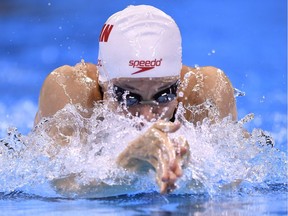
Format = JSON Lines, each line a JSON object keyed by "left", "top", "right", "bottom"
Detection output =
{"left": 129, "top": 59, "right": 163, "bottom": 75}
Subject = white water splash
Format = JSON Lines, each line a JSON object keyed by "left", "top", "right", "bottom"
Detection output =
{"left": 0, "top": 103, "right": 287, "bottom": 198}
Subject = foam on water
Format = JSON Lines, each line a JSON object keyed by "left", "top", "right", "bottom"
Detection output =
{"left": 0, "top": 101, "right": 286, "bottom": 198}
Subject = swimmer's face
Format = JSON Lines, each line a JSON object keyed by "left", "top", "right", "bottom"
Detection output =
{"left": 104, "top": 77, "right": 179, "bottom": 121}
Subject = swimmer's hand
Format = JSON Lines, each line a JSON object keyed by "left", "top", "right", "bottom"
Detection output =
{"left": 116, "top": 120, "right": 189, "bottom": 194}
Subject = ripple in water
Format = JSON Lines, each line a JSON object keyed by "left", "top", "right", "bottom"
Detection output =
{"left": 0, "top": 102, "right": 287, "bottom": 198}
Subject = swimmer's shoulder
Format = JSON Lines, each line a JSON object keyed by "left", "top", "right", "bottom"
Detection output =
{"left": 48, "top": 62, "right": 99, "bottom": 84}
{"left": 44, "top": 62, "right": 102, "bottom": 102}
{"left": 177, "top": 65, "right": 236, "bottom": 123}
{"left": 180, "top": 64, "right": 233, "bottom": 88}
{"left": 180, "top": 65, "right": 222, "bottom": 79}
{"left": 36, "top": 62, "right": 102, "bottom": 124}
{"left": 179, "top": 65, "right": 221, "bottom": 94}
{"left": 43, "top": 62, "right": 102, "bottom": 101}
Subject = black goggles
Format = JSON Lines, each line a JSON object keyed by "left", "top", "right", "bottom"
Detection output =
{"left": 113, "top": 81, "right": 179, "bottom": 107}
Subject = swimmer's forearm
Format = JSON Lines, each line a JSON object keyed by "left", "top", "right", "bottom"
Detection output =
{"left": 117, "top": 121, "right": 188, "bottom": 194}
{"left": 52, "top": 175, "right": 123, "bottom": 198}
{"left": 117, "top": 136, "right": 159, "bottom": 171}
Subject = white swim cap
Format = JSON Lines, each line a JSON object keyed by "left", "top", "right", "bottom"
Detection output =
{"left": 97, "top": 5, "right": 182, "bottom": 82}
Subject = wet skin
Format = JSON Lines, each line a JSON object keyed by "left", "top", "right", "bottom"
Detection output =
{"left": 117, "top": 120, "right": 189, "bottom": 193}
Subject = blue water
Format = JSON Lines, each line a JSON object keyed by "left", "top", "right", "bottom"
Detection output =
{"left": 0, "top": 0, "right": 287, "bottom": 215}
{"left": 0, "top": 189, "right": 287, "bottom": 215}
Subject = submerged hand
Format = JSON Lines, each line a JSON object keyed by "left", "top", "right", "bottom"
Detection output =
{"left": 117, "top": 120, "right": 189, "bottom": 194}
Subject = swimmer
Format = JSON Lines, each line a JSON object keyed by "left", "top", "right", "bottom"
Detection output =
{"left": 34, "top": 5, "right": 237, "bottom": 195}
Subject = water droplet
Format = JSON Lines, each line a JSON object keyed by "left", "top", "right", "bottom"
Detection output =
{"left": 208, "top": 49, "right": 216, "bottom": 56}
{"left": 217, "top": 69, "right": 223, "bottom": 74}
{"left": 178, "top": 91, "right": 184, "bottom": 97}
{"left": 184, "top": 71, "right": 193, "bottom": 79}
{"left": 234, "top": 88, "right": 245, "bottom": 97}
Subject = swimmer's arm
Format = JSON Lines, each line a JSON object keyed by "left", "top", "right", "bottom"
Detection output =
{"left": 34, "top": 62, "right": 102, "bottom": 125}
{"left": 52, "top": 174, "right": 137, "bottom": 198}
{"left": 117, "top": 121, "right": 189, "bottom": 194}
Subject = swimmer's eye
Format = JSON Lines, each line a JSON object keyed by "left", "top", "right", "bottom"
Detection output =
{"left": 153, "top": 82, "right": 178, "bottom": 104}
{"left": 125, "top": 94, "right": 142, "bottom": 106}
{"left": 113, "top": 81, "right": 178, "bottom": 107}
{"left": 113, "top": 85, "right": 141, "bottom": 106}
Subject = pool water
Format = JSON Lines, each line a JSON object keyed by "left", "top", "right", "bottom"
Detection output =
{"left": 0, "top": 188, "right": 287, "bottom": 216}
{"left": 0, "top": 0, "right": 287, "bottom": 215}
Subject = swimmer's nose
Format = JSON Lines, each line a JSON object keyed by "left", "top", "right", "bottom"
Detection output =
{"left": 138, "top": 105, "right": 157, "bottom": 121}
